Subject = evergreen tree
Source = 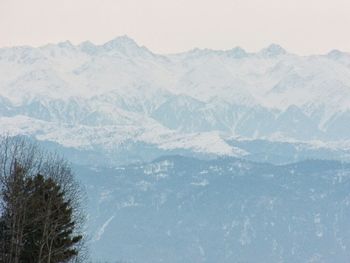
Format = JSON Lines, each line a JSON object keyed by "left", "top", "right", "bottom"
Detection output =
{"left": 0, "top": 136, "right": 86, "bottom": 263}
{"left": 21, "top": 174, "right": 82, "bottom": 263}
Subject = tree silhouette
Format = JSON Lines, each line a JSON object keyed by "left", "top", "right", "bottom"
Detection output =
{"left": 21, "top": 174, "right": 82, "bottom": 263}
{"left": 0, "top": 136, "right": 86, "bottom": 263}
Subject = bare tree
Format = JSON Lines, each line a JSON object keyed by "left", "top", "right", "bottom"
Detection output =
{"left": 0, "top": 136, "right": 87, "bottom": 263}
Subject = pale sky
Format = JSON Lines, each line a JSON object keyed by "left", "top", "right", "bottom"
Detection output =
{"left": 0, "top": 0, "right": 349, "bottom": 54}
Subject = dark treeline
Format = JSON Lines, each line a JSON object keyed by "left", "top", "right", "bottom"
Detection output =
{"left": 0, "top": 136, "right": 86, "bottom": 263}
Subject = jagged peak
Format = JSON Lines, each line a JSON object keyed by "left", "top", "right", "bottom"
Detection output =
{"left": 39, "top": 40, "right": 77, "bottom": 53}
{"left": 100, "top": 35, "right": 155, "bottom": 57}
{"left": 102, "top": 35, "right": 139, "bottom": 50}
{"left": 259, "top": 44, "right": 287, "bottom": 57}
{"left": 57, "top": 40, "right": 74, "bottom": 49}
{"left": 79, "top": 40, "right": 97, "bottom": 54}
{"left": 226, "top": 47, "right": 248, "bottom": 58}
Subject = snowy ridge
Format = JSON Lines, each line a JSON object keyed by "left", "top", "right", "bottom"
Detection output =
{"left": 1, "top": 36, "right": 350, "bottom": 159}
{"left": 0, "top": 115, "right": 243, "bottom": 158}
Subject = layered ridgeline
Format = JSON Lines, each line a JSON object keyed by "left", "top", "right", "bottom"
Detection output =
{"left": 2, "top": 38, "right": 350, "bottom": 263}
{"left": 1, "top": 36, "right": 350, "bottom": 164}
{"left": 76, "top": 156, "right": 350, "bottom": 263}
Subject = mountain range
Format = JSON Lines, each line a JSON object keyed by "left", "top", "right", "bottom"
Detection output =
{"left": 2, "top": 37, "right": 350, "bottom": 262}
{"left": 1, "top": 36, "right": 350, "bottom": 164}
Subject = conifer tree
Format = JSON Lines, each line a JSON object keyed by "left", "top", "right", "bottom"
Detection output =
{"left": 21, "top": 174, "right": 82, "bottom": 263}
{"left": 0, "top": 136, "right": 86, "bottom": 263}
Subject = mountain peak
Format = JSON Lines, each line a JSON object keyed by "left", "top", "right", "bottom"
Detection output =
{"left": 57, "top": 40, "right": 74, "bottom": 49}
{"left": 102, "top": 35, "right": 139, "bottom": 51}
{"left": 260, "top": 44, "right": 287, "bottom": 57}
{"left": 79, "top": 40, "right": 97, "bottom": 54}
{"left": 327, "top": 49, "right": 349, "bottom": 59}
{"left": 80, "top": 40, "right": 94, "bottom": 47}
{"left": 227, "top": 47, "right": 248, "bottom": 58}
{"left": 100, "top": 35, "right": 154, "bottom": 57}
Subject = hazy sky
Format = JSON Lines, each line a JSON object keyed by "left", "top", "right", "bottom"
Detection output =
{"left": 1, "top": 0, "right": 349, "bottom": 54}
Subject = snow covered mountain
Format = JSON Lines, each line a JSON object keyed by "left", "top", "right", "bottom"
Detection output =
{"left": 3, "top": 37, "right": 350, "bottom": 263}
{"left": 1, "top": 36, "right": 350, "bottom": 162}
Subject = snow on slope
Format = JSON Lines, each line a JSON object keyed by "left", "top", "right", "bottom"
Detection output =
{"left": 0, "top": 115, "right": 243, "bottom": 157}
{"left": 1, "top": 36, "right": 350, "bottom": 158}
